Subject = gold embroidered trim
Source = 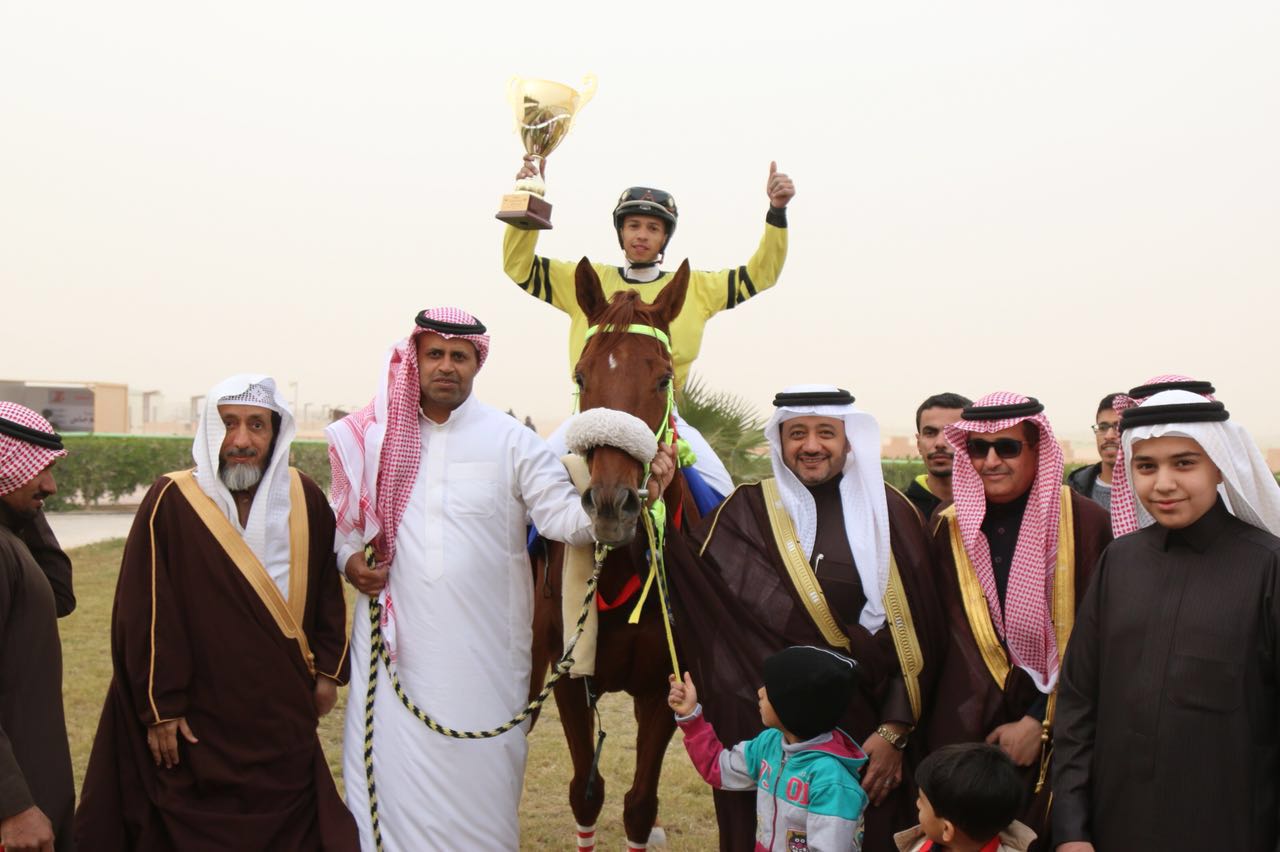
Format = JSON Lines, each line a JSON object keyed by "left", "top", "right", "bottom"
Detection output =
{"left": 1046, "top": 486, "right": 1075, "bottom": 727}
{"left": 944, "top": 503, "right": 1013, "bottom": 689}
{"left": 147, "top": 477, "right": 178, "bottom": 724}
{"left": 286, "top": 470, "right": 309, "bottom": 627}
{"left": 166, "top": 469, "right": 316, "bottom": 675}
{"left": 698, "top": 483, "right": 747, "bottom": 557}
{"left": 944, "top": 487, "right": 1077, "bottom": 697}
{"left": 887, "top": 482, "right": 925, "bottom": 527}
{"left": 760, "top": 478, "right": 851, "bottom": 652}
{"left": 884, "top": 554, "right": 924, "bottom": 723}
{"left": 317, "top": 629, "right": 350, "bottom": 682}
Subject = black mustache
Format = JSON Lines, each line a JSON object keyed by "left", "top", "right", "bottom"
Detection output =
{"left": 225, "top": 449, "right": 259, "bottom": 459}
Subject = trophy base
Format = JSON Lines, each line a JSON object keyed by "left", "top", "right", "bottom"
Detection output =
{"left": 496, "top": 192, "right": 553, "bottom": 230}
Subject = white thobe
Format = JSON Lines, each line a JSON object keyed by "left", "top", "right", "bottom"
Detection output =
{"left": 342, "top": 395, "right": 593, "bottom": 851}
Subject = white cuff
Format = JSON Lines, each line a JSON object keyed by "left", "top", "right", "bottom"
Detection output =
{"left": 674, "top": 703, "right": 703, "bottom": 723}
{"left": 335, "top": 529, "right": 365, "bottom": 574}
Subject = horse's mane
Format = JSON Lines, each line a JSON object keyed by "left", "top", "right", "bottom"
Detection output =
{"left": 583, "top": 291, "right": 668, "bottom": 360}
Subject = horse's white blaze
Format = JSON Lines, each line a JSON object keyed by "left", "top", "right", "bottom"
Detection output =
{"left": 608, "top": 352, "right": 618, "bottom": 371}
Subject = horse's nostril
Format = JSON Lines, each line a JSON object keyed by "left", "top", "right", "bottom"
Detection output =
{"left": 581, "top": 490, "right": 596, "bottom": 513}
{"left": 619, "top": 488, "right": 643, "bottom": 518}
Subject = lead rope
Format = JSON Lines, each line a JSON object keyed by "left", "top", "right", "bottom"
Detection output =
{"left": 363, "top": 543, "right": 609, "bottom": 851}
{"left": 581, "top": 497, "right": 678, "bottom": 820}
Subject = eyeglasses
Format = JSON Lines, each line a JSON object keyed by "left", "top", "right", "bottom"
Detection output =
{"left": 965, "top": 438, "right": 1027, "bottom": 460}
{"left": 1091, "top": 422, "right": 1120, "bottom": 435}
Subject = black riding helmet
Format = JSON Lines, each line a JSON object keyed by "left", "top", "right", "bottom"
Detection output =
{"left": 613, "top": 187, "right": 678, "bottom": 254}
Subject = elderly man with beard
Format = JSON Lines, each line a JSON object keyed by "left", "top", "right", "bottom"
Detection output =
{"left": 667, "top": 385, "right": 945, "bottom": 851}
{"left": 925, "top": 393, "right": 1111, "bottom": 851}
{"left": 904, "top": 393, "right": 971, "bottom": 523}
{"left": 75, "top": 375, "right": 358, "bottom": 852}
{"left": 0, "top": 404, "right": 75, "bottom": 852}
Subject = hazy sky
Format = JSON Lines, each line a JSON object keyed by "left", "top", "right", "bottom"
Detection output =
{"left": 3, "top": 2, "right": 1278, "bottom": 444}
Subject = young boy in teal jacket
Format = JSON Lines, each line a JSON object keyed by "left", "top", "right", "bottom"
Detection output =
{"left": 668, "top": 645, "right": 869, "bottom": 851}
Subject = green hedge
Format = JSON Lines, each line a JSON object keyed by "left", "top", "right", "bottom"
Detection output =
{"left": 880, "top": 459, "right": 925, "bottom": 492}
{"left": 881, "top": 459, "right": 1098, "bottom": 494}
{"left": 47, "top": 435, "right": 331, "bottom": 510}
{"left": 56, "top": 435, "right": 1238, "bottom": 511}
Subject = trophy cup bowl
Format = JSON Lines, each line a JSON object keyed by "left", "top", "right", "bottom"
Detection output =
{"left": 496, "top": 74, "right": 596, "bottom": 230}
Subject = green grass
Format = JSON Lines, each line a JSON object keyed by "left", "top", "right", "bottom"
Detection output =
{"left": 60, "top": 540, "right": 718, "bottom": 849}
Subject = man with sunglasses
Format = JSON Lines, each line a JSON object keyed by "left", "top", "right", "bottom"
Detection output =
{"left": 924, "top": 393, "right": 1111, "bottom": 851}
{"left": 500, "top": 155, "right": 795, "bottom": 498}
{"left": 1066, "top": 393, "right": 1124, "bottom": 512}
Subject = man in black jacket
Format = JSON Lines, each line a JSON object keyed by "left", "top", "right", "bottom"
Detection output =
{"left": 904, "top": 393, "right": 971, "bottom": 523}
{"left": 1066, "top": 393, "right": 1123, "bottom": 512}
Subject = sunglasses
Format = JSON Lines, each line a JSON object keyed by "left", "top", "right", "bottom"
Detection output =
{"left": 965, "top": 438, "right": 1027, "bottom": 460}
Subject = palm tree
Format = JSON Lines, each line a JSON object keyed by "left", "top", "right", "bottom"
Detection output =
{"left": 676, "top": 375, "right": 772, "bottom": 484}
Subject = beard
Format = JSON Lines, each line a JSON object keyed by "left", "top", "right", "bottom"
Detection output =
{"left": 220, "top": 459, "right": 264, "bottom": 492}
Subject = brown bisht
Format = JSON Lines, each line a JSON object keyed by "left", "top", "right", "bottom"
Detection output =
{"left": 668, "top": 480, "right": 944, "bottom": 852}
{"left": 75, "top": 470, "right": 358, "bottom": 852}
{"left": 925, "top": 487, "right": 1110, "bottom": 850}
{"left": 0, "top": 506, "right": 75, "bottom": 852}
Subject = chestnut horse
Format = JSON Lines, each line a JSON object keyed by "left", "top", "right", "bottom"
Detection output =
{"left": 529, "top": 258, "right": 700, "bottom": 849}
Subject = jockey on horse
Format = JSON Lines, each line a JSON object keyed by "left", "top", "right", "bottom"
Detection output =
{"left": 501, "top": 155, "right": 797, "bottom": 500}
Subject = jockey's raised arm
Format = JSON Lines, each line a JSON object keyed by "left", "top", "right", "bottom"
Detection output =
{"left": 499, "top": 158, "right": 797, "bottom": 499}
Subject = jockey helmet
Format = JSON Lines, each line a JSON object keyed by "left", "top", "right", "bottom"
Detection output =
{"left": 613, "top": 187, "right": 678, "bottom": 253}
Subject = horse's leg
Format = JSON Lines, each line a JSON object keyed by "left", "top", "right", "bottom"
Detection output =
{"left": 712, "top": 788, "right": 757, "bottom": 852}
{"left": 553, "top": 674, "right": 605, "bottom": 850}
{"left": 622, "top": 689, "right": 677, "bottom": 849}
{"left": 535, "top": 541, "right": 604, "bottom": 846}
{"left": 527, "top": 538, "right": 557, "bottom": 730}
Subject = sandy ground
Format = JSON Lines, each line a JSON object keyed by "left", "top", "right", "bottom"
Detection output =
{"left": 46, "top": 510, "right": 136, "bottom": 548}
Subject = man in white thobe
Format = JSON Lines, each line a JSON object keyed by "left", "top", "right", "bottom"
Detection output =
{"left": 329, "top": 307, "right": 668, "bottom": 850}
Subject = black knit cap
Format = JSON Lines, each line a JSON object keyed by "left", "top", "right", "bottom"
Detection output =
{"left": 763, "top": 646, "right": 859, "bottom": 740}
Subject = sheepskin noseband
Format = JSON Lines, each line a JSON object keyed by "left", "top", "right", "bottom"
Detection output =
{"left": 563, "top": 408, "right": 658, "bottom": 464}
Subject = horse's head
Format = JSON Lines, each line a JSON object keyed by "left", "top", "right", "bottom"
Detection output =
{"left": 565, "top": 257, "right": 688, "bottom": 546}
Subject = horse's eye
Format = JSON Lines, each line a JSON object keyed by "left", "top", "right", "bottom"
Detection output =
{"left": 574, "top": 373, "right": 585, "bottom": 390}
{"left": 658, "top": 375, "right": 672, "bottom": 391}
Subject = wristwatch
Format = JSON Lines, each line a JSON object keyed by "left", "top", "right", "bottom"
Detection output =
{"left": 875, "top": 724, "right": 909, "bottom": 751}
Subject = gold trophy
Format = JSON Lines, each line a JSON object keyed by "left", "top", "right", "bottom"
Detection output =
{"left": 495, "top": 74, "right": 597, "bottom": 230}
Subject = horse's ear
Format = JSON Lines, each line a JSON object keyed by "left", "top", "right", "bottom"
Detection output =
{"left": 575, "top": 258, "right": 608, "bottom": 322}
{"left": 651, "top": 259, "right": 689, "bottom": 325}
